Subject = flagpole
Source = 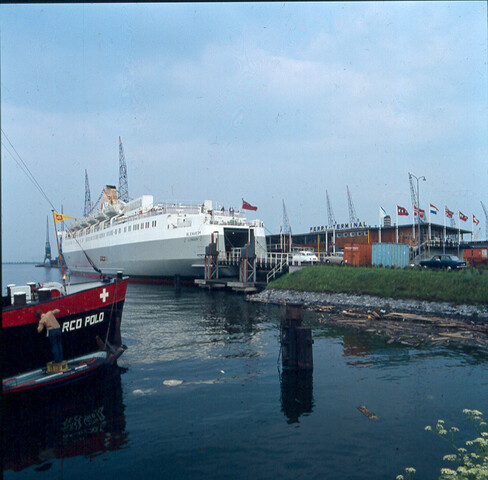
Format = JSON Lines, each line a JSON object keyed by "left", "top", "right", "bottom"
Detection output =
{"left": 428, "top": 204, "right": 431, "bottom": 257}
{"left": 52, "top": 210, "right": 67, "bottom": 293}
{"left": 443, "top": 207, "right": 446, "bottom": 254}
{"left": 458, "top": 212, "right": 460, "bottom": 257}
{"left": 379, "top": 209, "right": 382, "bottom": 244}
{"left": 396, "top": 207, "right": 398, "bottom": 244}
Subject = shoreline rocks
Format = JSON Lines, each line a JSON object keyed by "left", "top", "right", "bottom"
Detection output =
{"left": 248, "top": 289, "right": 488, "bottom": 350}
{"left": 248, "top": 289, "right": 488, "bottom": 320}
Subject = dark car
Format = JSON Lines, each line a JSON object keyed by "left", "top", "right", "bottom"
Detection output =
{"left": 419, "top": 254, "right": 466, "bottom": 270}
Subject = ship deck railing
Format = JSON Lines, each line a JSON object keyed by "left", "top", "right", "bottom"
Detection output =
{"left": 66, "top": 205, "right": 259, "bottom": 239}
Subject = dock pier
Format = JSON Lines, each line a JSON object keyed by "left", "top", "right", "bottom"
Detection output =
{"left": 195, "top": 246, "right": 333, "bottom": 293}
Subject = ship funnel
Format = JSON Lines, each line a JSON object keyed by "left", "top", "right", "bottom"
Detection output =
{"left": 101, "top": 185, "right": 118, "bottom": 209}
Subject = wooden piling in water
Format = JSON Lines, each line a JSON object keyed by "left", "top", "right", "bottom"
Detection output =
{"left": 281, "top": 302, "right": 313, "bottom": 370}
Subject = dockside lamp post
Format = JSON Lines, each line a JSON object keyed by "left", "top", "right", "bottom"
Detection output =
{"left": 410, "top": 173, "right": 426, "bottom": 258}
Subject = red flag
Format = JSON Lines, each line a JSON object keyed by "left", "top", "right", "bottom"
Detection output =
{"left": 414, "top": 206, "right": 425, "bottom": 218}
{"left": 459, "top": 211, "right": 468, "bottom": 222}
{"left": 473, "top": 215, "right": 480, "bottom": 226}
{"left": 397, "top": 205, "right": 409, "bottom": 216}
{"left": 445, "top": 207, "right": 454, "bottom": 218}
{"left": 242, "top": 199, "right": 257, "bottom": 211}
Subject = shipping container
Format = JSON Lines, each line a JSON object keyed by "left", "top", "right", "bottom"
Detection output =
{"left": 372, "top": 243, "right": 410, "bottom": 268}
{"left": 462, "top": 248, "right": 488, "bottom": 266}
{"left": 343, "top": 243, "right": 372, "bottom": 266}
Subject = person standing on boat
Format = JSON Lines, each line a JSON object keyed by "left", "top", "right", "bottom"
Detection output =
{"left": 35, "top": 309, "right": 63, "bottom": 363}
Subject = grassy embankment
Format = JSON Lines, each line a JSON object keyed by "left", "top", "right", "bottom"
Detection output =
{"left": 268, "top": 265, "right": 488, "bottom": 305}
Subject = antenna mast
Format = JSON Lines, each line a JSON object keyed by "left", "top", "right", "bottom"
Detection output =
{"left": 118, "top": 136, "right": 129, "bottom": 203}
{"left": 346, "top": 185, "right": 359, "bottom": 224}
{"left": 326, "top": 190, "right": 336, "bottom": 226}
{"left": 84, "top": 169, "right": 92, "bottom": 216}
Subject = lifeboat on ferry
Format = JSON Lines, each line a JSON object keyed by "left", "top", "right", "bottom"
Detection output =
{"left": 87, "top": 214, "right": 98, "bottom": 225}
{"left": 69, "top": 220, "right": 81, "bottom": 231}
{"left": 79, "top": 217, "right": 90, "bottom": 228}
{"left": 104, "top": 203, "right": 124, "bottom": 218}
{"left": 95, "top": 209, "right": 108, "bottom": 222}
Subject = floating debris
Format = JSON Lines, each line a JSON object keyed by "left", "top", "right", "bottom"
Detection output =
{"left": 163, "top": 379, "right": 183, "bottom": 387}
{"left": 316, "top": 307, "right": 488, "bottom": 351}
{"left": 358, "top": 405, "right": 379, "bottom": 420}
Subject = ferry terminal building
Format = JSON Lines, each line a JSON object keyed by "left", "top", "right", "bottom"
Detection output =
{"left": 266, "top": 218, "right": 473, "bottom": 255}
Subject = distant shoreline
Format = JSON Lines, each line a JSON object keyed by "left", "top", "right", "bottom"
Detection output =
{"left": 2, "top": 262, "right": 40, "bottom": 265}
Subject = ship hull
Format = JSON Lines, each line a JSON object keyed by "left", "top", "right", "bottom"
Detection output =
{"left": 63, "top": 220, "right": 267, "bottom": 279}
{"left": 2, "top": 279, "right": 128, "bottom": 378}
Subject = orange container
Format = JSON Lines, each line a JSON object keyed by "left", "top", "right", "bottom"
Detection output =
{"left": 463, "top": 248, "right": 488, "bottom": 266}
{"left": 343, "top": 243, "right": 372, "bottom": 266}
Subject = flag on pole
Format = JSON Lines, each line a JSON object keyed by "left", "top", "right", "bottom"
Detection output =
{"left": 414, "top": 206, "right": 425, "bottom": 218}
{"left": 397, "top": 206, "right": 409, "bottom": 216}
{"left": 379, "top": 206, "right": 387, "bottom": 218}
{"left": 53, "top": 212, "right": 76, "bottom": 224}
{"left": 473, "top": 215, "right": 480, "bottom": 226}
{"left": 242, "top": 199, "right": 258, "bottom": 211}
{"left": 430, "top": 204, "right": 439, "bottom": 215}
{"left": 459, "top": 211, "right": 468, "bottom": 222}
{"left": 445, "top": 207, "right": 454, "bottom": 218}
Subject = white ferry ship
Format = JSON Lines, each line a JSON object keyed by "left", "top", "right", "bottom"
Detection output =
{"left": 62, "top": 186, "right": 267, "bottom": 280}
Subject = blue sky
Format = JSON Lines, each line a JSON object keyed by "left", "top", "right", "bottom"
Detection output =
{"left": 2, "top": 2, "right": 487, "bottom": 261}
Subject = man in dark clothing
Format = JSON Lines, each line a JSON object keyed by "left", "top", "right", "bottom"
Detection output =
{"left": 36, "top": 309, "right": 63, "bottom": 363}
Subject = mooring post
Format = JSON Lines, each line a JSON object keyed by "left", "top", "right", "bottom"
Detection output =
{"left": 280, "top": 302, "right": 313, "bottom": 371}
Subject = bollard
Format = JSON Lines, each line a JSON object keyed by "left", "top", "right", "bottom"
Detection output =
{"left": 280, "top": 302, "right": 313, "bottom": 371}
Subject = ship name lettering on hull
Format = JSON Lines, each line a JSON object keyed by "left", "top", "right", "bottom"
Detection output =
{"left": 62, "top": 312, "right": 105, "bottom": 332}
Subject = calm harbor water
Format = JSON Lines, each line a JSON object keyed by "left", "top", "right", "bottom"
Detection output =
{"left": 2, "top": 263, "right": 488, "bottom": 479}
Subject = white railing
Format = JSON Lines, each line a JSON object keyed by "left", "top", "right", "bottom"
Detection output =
{"left": 266, "top": 256, "right": 289, "bottom": 283}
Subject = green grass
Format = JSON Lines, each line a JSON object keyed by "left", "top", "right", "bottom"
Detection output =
{"left": 268, "top": 265, "right": 488, "bottom": 305}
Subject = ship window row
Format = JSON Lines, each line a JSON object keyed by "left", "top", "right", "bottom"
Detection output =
{"left": 69, "top": 220, "right": 157, "bottom": 238}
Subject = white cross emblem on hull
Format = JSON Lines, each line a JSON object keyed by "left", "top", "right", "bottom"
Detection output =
{"left": 100, "top": 288, "right": 109, "bottom": 303}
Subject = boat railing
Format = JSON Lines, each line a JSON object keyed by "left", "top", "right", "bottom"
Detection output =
{"left": 65, "top": 204, "right": 259, "bottom": 239}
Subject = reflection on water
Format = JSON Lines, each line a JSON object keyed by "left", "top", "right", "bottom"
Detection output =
{"left": 280, "top": 370, "right": 314, "bottom": 424}
{"left": 4, "top": 265, "right": 488, "bottom": 480}
{"left": 2, "top": 368, "right": 128, "bottom": 473}
{"left": 123, "top": 285, "right": 272, "bottom": 363}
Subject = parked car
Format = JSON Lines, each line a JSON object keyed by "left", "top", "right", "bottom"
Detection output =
{"left": 419, "top": 254, "right": 466, "bottom": 270}
{"left": 324, "top": 253, "right": 344, "bottom": 265}
{"left": 292, "top": 251, "right": 318, "bottom": 264}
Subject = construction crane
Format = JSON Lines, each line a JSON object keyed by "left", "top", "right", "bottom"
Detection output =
{"left": 84, "top": 169, "right": 92, "bottom": 216}
{"left": 326, "top": 190, "right": 336, "bottom": 227}
{"left": 118, "top": 136, "right": 129, "bottom": 203}
{"left": 481, "top": 201, "right": 488, "bottom": 239}
{"left": 346, "top": 185, "right": 359, "bottom": 224}
{"left": 282, "top": 199, "right": 292, "bottom": 235}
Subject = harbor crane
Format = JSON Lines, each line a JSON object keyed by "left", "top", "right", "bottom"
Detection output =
{"left": 326, "top": 190, "right": 336, "bottom": 227}
{"left": 282, "top": 199, "right": 292, "bottom": 235}
{"left": 346, "top": 186, "right": 359, "bottom": 224}
{"left": 84, "top": 169, "right": 92, "bottom": 216}
{"left": 481, "top": 201, "right": 488, "bottom": 239}
{"left": 43, "top": 216, "right": 52, "bottom": 265}
{"left": 118, "top": 136, "right": 129, "bottom": 203}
